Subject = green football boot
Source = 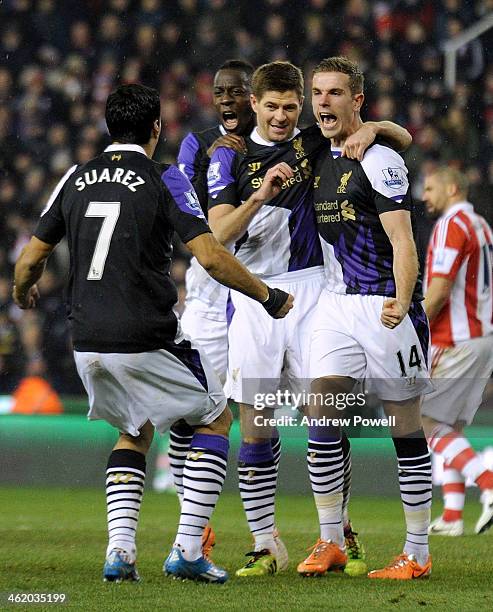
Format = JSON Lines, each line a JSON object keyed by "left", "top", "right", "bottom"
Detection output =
{"left": 344, "top": 525, "right": 367, "bottom": 576}
{"left": 236, "top": 549, "right": 279, "bottom": 577}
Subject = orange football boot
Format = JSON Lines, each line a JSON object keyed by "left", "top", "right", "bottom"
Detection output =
{"left": 297, "top": 539, "right": 347, "bottom": 576}
{"left": 368, "top": 553, "right": 431, "bottom": 580}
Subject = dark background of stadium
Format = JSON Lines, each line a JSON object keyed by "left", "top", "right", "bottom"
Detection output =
{"left": 1, "top": 0, "right": 493, "bottom": 395}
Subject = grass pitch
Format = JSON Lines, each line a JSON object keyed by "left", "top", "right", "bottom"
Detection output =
{"left": 1, "top": 487, "right": 492, "bottom": 611}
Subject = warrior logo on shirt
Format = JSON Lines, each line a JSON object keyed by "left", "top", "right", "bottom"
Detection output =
{"left": 111, "top": 154, "right": 121, "bottom": 161}
{"left": 248, "top": 162, "right": 261, "bottom": 174}
{"left": 337, "top": 171, "right": 352, "bottom": 194}
{"left": 293, "top": 137, "right": 306, "bottom": 159}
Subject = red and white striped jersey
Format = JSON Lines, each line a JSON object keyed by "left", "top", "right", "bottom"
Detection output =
{"left": 425, "top": 201, "right": 493, "bottom": 347}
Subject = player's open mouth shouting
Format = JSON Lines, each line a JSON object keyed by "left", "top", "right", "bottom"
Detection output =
{"left": 222, "top": 110, "right": 239, "bottom": 131}
{"left": 319, "top": 112, "right": 338, "bottom": 130}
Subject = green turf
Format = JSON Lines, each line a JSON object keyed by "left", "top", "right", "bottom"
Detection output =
{"left": 1, "top": 488, "right": 492, "bottom": 611}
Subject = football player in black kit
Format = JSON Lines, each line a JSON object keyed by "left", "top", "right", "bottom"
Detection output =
{"left": 207, "top": 60, "right": 413, "bottom": 578}
{"left": 13, "top": 83, "right": 293, "bottom": 585}
{"left": 163, "top": 60, "right": 255, "bottom": 559}
{"left": 304, "top": 56, "right": 433, "bottom": 579}
{"left": 178, "top": 59, "right": 255, "bottom": 211}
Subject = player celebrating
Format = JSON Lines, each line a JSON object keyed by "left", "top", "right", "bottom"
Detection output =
{"left": 179, "top": 59, "right": 255, "bottom": 383}
{"left": 153, "top": 60, "right": 253, "bottom": 546}
{"left": 303, "top": 57, "right": 433, "bottom": 580}
{"left": 421, "top": 167, "right": 493, "bottom": 536}
{"left": 162, "top": 61, "right": 255, "bottom": 514}
{"left": 178, "top": 59, "right": 255, "bottom": 213}
{"left": 207, "top": 61, "right": 411, "bottom": 577}
{"left": 12, "top": 84, "right": 293, "bottom": 584}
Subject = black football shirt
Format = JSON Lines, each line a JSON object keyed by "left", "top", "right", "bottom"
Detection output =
{"left": 34, "top": 144, "right": 210, "bottom": 353}
{"left": 313, "top": 141, "right": 423, "bottom": 301}
{"left": 207, "top": 125, "right": 326, "bottom": 276}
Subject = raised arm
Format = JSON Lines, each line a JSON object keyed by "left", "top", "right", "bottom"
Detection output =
{"left": 162, "top": 163, "right": 294, "bottom": 319}
{"left": 208, "top": 162, "right": 294, "bottom": 247}
{"left": 342, "top": 121, "right": 412, "bottom": 160}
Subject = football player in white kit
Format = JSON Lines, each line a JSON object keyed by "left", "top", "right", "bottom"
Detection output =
{"left": 179, "top": 60, "right": 256, "bottom": 383}
{"left": 207, "top": 60, "right": 412, "bottom": 577}
{"left": 157, "top": 62, "right": 255, "bottom": 557}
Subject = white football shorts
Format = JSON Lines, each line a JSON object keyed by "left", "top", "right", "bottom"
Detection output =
{"left": 184, "top": 258, "right": 229, "bottom": 318}
{"left": 309, "top": 290, "right": 433, "bottom": 401}
{"left": 180, "top": 299, "right": 229, "bottom": 385}
{"left": 421, "top": 334, "right": 493, "bottom": 425}
{"left": 74, "top": 335, "right": 226, "bottom": 436}
{"left": 225, "top": 266, "right": 326, "bottom": 405}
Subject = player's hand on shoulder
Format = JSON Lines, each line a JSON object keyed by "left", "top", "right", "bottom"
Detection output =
{"left": 262, "top": 287, "right": 294, "bottom": 319}
{"left": 207, "top": 134, "right": 247, "bottom": 157}
{"left": 341, "top": 124, "right": 376, "bottom": 161}
{"left": 256, "top": 162, "right": 293, "bottom": 201}
{"left": 12, "top": 284, "right": 40, "bottom": 309}
{"left": 381, "top": 298, "right": 407, "bottom": 329}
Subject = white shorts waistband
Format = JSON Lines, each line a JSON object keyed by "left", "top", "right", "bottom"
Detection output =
{"left": 259, "top": 266, "right": 325, "bottom": 284}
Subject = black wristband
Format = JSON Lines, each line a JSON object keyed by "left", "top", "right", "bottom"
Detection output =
{"left": 262, "top": 287, "right": 289, "bottom": 317}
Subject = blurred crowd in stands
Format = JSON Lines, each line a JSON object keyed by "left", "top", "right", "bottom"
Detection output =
{"left": 1, "top": 0, "right": 493, "bottom": 394}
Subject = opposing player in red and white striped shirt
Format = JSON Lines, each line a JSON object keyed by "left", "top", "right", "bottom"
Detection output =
{"left": 421, "top": 167, "right": 493, "bottom": 536}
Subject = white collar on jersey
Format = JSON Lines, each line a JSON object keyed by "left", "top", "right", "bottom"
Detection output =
{"left": 442, "top": 201, "right": 474, "bottom": 218}
{"left": 104, "top": 143, "right": 147, "bottom": 156}
{"left": 218, "top": 125, "right": 227, "bottom": 136}
{"left": 249, "top": 126, "right": 301, "bottom": 146}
